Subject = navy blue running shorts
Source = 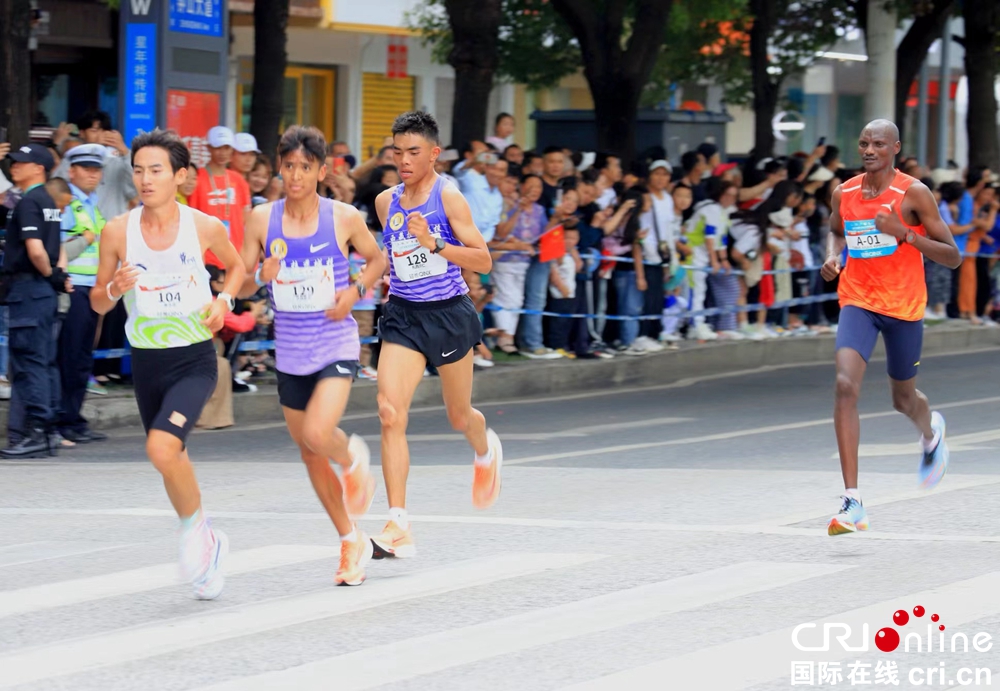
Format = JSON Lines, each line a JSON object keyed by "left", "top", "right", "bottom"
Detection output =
{"left": 835, "top": 305, "right": 923, "bottom": 381}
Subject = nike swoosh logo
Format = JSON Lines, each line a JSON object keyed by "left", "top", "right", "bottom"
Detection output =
{"left": 442, "top": 349, "right": 457, "bottom": 357}
{"left": 310, "top": 242, "right": 331, "bottom": 253}
{"left": 336, "top": 365, "right": 351, "bottom": 374}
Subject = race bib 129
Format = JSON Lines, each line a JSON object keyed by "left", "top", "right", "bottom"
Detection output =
{"left": 271, "top": 260, "right": 337, "bottom": 312}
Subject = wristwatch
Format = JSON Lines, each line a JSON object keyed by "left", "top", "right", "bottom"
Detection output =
{"left": 905, "top": 229, "right": 917, "bottom": 245}
{"left": 217, "top": 291, "right": 235, "bottom": 311}
{"left": 355, "top": 280, "right": 367, "bottom": 299}
{"left": 431, "top": 237, "right": 447, "bottom": 254}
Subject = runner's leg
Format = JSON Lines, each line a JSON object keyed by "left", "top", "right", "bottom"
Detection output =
{"left": 146, "top": 431, "right": 201, "bottom": 517}
{"left": 833, "top": 348, "right": 867, "bottom": 490}
{"left": 437, "top": 349, "right": 488, "bottom": 455}
{"left": 377, "top": 342, "right": 429, "bottom": 510}
{"left": 889, "top": 378, "right": 933, "bottom": 439}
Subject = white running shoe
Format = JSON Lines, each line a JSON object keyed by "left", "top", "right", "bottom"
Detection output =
{"left": 473, "top": 354, "right": 495, "bottom": 368}
{"left": 687, "top": 323, "right": 718, "bottom": 341}
{"left": 180, "top": 521, "right": 229, "bottom": 600}
{"left": 635, "top": 336, "right": 665, "bottom": 352}
{"left": 658, "top": 332, "right": 682, "bottom": 343}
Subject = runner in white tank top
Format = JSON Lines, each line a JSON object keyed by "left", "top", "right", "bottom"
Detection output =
{"left": 90, "top": 129, "right": 247, "bottom": 600}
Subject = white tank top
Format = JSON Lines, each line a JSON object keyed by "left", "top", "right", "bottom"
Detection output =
{"left": 123, "top": 203, "right": 214, "bottom": 349}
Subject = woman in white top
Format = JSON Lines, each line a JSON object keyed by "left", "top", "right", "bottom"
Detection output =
{"left": 90, "top": 129, "right": 246, "bottom": 600}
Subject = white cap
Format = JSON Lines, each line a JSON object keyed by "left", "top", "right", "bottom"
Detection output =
{"left": 234, "top": 133, "right": 260, "bottom": 154}
{"left": 577, "top": 151, "right": 596, "bottom": 173}
{"left": 649, "top": 159, "right": 672, "bottom": 173}
{"left": 207, "top": 126, "right": 235, "bottom": 148}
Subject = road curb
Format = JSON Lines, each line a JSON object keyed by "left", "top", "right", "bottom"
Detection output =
{"left": 3, "top": 324, "right": 997, "bottom": 432}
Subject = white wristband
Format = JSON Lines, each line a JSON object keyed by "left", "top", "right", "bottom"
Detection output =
{"left": 254, "top": 266, "right": 265, "bottom": 287}
{"left": 106, "top": 282, "right": 121, "bottom": 302}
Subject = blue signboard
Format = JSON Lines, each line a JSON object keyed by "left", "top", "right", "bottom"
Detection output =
{"left": 169, "top": 0, "right": 223, "bottom": 37}
{"left": 123, "top": 23, "right": 157, "bottom": 144}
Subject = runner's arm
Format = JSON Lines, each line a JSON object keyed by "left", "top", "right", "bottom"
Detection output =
{"left": 342, "top": 203, "right": 386, "bottom": 295}
{"left": 826, "top": 186, "right": 846, "bottom": 261}
{"left": 90, "top": 216, "right": 129, "bottom": 315}
{"left": 905, "top": 183, "right": 962, "bottom": 269}
{"left": 237, "top": 204, "right": 269, "bottom": 298}
{"left": 436, "top": 184, "right": 492, "bottom": 274}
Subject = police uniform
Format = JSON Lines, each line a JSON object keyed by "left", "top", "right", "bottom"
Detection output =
{"left": 57, "top": 144, "right": 108, "bottom": 443}
{"left": 1, "top": 144, "right": 69, "bottom": 458}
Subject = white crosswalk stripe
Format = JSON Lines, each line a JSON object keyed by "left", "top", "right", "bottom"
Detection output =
{"left": 0, "top": 540, "right": 128, "bottom": 567}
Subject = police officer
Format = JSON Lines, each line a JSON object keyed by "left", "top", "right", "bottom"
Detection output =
{"left": 56, "top": 144, "right": 108, "bottom": 444}
{"left": 1, "top": 144, "right": 73, "bottom": 458}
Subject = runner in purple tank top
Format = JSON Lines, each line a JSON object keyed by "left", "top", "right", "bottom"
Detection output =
{"left": 239, "top": 126, "right": 386, "bottom": 586}
{"left": 370, "top": 111, "right": 504, "bottom": 559}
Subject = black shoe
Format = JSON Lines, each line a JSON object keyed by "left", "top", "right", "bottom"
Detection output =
{"left": 84, "top": 429, "right": 107, "bottom": 442}
{"left": 61, "top": 428, "right": 99, "bottom": 444}
{"left": 1, "top": 430, "right": 50, "bottom": 459}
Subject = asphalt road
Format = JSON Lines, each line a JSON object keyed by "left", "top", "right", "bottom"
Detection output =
{"left": 1, "top": 348, "right": 999, "bottom": 690}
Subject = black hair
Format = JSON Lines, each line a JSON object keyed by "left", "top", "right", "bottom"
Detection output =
{"left": 697, "top": 142, "right": 718, "bottom": 160}
{"left": 326, "top": 140, "right": 348, "bottom": 155}
{"left": 504, "top": 143, "right": 522, "bottom": 155}
{"left": 940, "top": 181, "right": 965, "bottom": 204}
{"left": 629, "top": 160, "right": 649, "bottom": 179}
{"left": 968, "top": 165, "right": 989, "bottom": 190}
{"left": 820, "top": 145, "right": 840, "bottom": 167}
{"left": 681, "top": 151, "right": 701, "bottom": 174}
{"left": 570, "top": 151, "right": 583, "bottom": 168}
{"left": 559, "top": 176, "right": 579, "bottom": 191}
{"left": 75, "top": 109, "right": 112, "bottom": 132}
{"left": 461, "top": 141, "right": 478, "bottom": 157}
{"left": 506, "top": 163, "right": 522, "bottom": 179}
{"left": 542, "top": 145, "right": 564, "bottom": 156}
{"left": 520, "top": 172, "right": 543, "bottom": 185}
{"left": 703, "top": 176, "right": 735, "bottom": 203}
{"left": 495, "top": 112, "right": 514, "bottom": 126}
{"left": 641, "top": 145, "right": 668, "bottom": 164}
{"left": 484, "top": 142, "right": 499, "bottom": 153}
{"left": 593, "top": 152, "right": 619, "bottom": 174}
{"left": 131, "top": 128, "right": 190, "bottom": 173}
{"left": 522, "top": 151, "right": 540, "bottom": 166}
{"left": 45, "top": 177, "right": 71, "bottom": 198}
{"left": 580, "top": 168, "right": 601, "bottom": 185}
{"left": 277, "top": 125, "right": 327, "bottom": 163}
{"left": 207, "top": 264, "right": 225, "bottom": 284}
{"left": 920, "top": 176, "right": 936, "bottom": 192}
{"left": 374, "top": 165, "right": 399, "bottom": 184}
{"left": 786, "top": 157, "right": 805, "bottom": 182}
{"left": 614, "top": 186, "right": 647, "bottom": 247}
{"left": 750, "top": 180, "right": 803, "bottom": 229}
{"left": 391, "top": 110, "right": 440, "bottom": 145}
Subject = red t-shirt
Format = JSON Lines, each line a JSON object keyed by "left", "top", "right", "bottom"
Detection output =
{"left": 188, "top": 167, "right": 251, "bottom": 268}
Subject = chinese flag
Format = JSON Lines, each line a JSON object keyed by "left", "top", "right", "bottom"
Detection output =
{"left": 538, "top": 224, "right": 566, "bottom": 263}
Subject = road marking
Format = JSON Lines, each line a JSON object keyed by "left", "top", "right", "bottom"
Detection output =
{"left": 0, "top": 545, "right": 338, "bottom": 619}
{"left": 0, "top": 552, "right": 601, "bottom": 689}
{"left": 835, "top": 428, "right": 1000, "bottom": 458}
{"left": 503, "top": 395, "right": 1000, "bottom": 465}
{"left": 556, "top": 568, "right": 1000, "bottom": 690}
{"left": 190, "top": 561, "right": 850, "bottom": 691}
{"left": 359, "top": 417, "right": 694, "bottom": 443}
{"left": 0, "top": 541, "right": 128, "bottom": 568}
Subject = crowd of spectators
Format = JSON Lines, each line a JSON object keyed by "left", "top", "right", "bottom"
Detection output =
{"left": 2, "top": 108, "right": 999, "bottom": 437}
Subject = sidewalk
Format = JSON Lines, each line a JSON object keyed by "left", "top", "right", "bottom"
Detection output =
{"left": 2, "top": 321, "right": 997, "bottom": 432}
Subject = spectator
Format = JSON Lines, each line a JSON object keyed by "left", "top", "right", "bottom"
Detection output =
{"left": 231, "top": 133, "right": 261, "bottom": 179}
{"left": 788, "top": 193, "right": 817, "bottom": 331}
{"left": 593, "top": 153, "right": 623, "bottom": 209}
{"left": 927, "top": 181, "right": 966, "bottom": 321}
{"left": 659, "top": 184, "right": 694, "bottom": 343}
{"left": 540, "top": 146, "right": 565, "bottom": 212}
{"left": 486, "top": 112, "right": 516, "bottom": 151}
{"left": 965, "top": 184, "right": 999, "bottom": 324}
{"left": 677, "top": 151, "right": 708, "bottom": 210}
{"left": 328, "top": 140, "right": 352, "bottom": 159}
{"left": 614, "top": 187, "right": 655, "bottom": 354}
{"left": 491, "top": 174, "right": 547, "bottom": 356}
{"left": 521, "top": 151, "right": 545, "bottom": 177}
{"left": 637, "top": 160, "right": 675, "bottom": 345}
{"left": 349, "top": 249, "right": 380, "bottom": 380}
{"left": 458, "top": 151, "right": 505, "bottom": 243}
{"left": 52, "top": 110, "right": 138, "bottom": 220}
{"left": 177, "top": 163, "right": 199, "bottom": 205}
{"left": 56, "top": 144, "right": 110, "bottom": 444}
{"left": 683, "top": 176, "right": 735, "bottom": 340}
{"left": 248, "top": 156, "right": 272, "bottom": 207}
{"left": 547, "top": 225, "right": 582, "bottom": 358}
{"left": 956, "top": 166, "right": 993, "bottom": 322}
{"left": 697, "top": 143, "right": 721, "bottom": 175}
{"left": 503, "top": 144, "right": 524, "bottom": 166}
{"left": 264, "top": 175, "right": 284, "bottom": 203}
{"left": 187, "top": 126, "right": 252, "bottom": 268}
{"left": 761, "top": 181, "right": 805, "bottom": 330}
{"left": 454, "top": 140, "right": 487, "bottom": 178}
{"left": 463, "top": 268, "right": 495, "bottom": 369}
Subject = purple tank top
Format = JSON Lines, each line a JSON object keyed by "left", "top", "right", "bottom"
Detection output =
{"left": 383, "top": 175, "right": 467, "bottom": 302}
{"left": 265, "top": 197, "right": 359, "bottom": 375}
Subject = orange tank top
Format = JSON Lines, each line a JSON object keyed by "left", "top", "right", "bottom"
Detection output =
{"left": 838, "top": 170, "right": 926, "bottom": 321}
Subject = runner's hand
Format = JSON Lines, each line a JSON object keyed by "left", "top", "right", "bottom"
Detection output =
{"left": 875, "top": 202, "right": 906, "bottom": 240}
{"left": 406, "top": 212, "right": 433, "bottom": 250}
{"left": 820, "top": 256, "right": 841, "bottom": 282}
{"left": 110, "top": 261, "right": 140, "bottom": 297}
{"left": 201, "top": 297, "right": 229, "bottom": 333}
{"left": 325, "top": 288, "right": 357, "bottom": 322}
{"left": 259, "top": 254, "right": 281, "bottom": 284}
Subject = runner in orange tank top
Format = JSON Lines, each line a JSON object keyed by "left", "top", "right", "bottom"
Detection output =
{"left": 819, "top": 119, "right": 961, "bottom": 536}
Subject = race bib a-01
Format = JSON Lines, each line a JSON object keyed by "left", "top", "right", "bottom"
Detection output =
{"left": 845, "top": 219, "right": 898, "bottom": 259}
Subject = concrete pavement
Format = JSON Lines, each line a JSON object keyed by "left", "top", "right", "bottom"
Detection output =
{"left": 1, "top": 347, "right": 999, "bottom": 690}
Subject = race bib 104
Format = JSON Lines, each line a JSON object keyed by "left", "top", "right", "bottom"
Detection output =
{"left": 845, "top": 219, "right": 898, "bottom": 259}
{"left": 391, "top": 236, "right": 448, "bottom": 283}
{"left": 135, "top": 272, "right": 207, "bottom": 318}
{"left": 271, "top": 260, "right": 337, "bottom": 312}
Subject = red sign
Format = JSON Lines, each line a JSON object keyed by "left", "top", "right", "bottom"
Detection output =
{"left": 387, "top": 36, "right": 408, "bottom": 79}
{"left": 167, "top": 89, "right": 221, "bottom": 168}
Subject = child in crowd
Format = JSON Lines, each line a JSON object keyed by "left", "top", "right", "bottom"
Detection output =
{"left": 176, "top": 163, "right": 198, "bottom": 205}
{"left": 547, "top": 227, "right": 582, "bottom": 358}
{"left": 248, "top": 156, "right": 272, "bottom": 207}
{"left": 660, "top": 184, "right": 694, "bottom": 344}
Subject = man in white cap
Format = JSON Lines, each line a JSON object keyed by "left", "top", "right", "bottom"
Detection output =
{"left": 231, "top": 132, "right": 261, "bottom": 180}
{"left": 188, "top": 126, "right": 251, "bottom": 268}
{"left": 57, "top": 143, "right": 110, "bottom": 444}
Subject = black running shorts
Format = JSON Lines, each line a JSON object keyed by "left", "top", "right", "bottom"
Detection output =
{"left": 379, "top": 294, "right": 482, "bottom": 368}
{"left": 131, "top": 340, "right": 218, "bottom": 444}
{"left": 276, "top": 360, "right": 359, "bottom": 411}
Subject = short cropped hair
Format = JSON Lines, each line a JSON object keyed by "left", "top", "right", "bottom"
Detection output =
{"left": 278, "top": 125, "right": 327, "bottom": 163}
{"left": 391, "top": 111, "right": 440, "bottom": 145}
{"left": 131, "top": 128, "right": 190, "bottom": 173}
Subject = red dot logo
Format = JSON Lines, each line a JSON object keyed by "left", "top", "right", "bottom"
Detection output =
{"left": 940, "top": 625, "right": 946, "bottom": 631}
{"left": 913, "top": 605, "right": 925, "bottom": 617}
{"left": 893, "top": 610, "right": 909, "bottom": 626}
{"left": 875, "top": 627, "right": 900, "bottom": 652}
{"left": 931, "top": 614, "right": 940, "bottom": 622}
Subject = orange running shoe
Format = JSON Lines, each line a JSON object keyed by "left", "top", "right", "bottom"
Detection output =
{"left": 472, "top": 428, "right": 503, "bottom": 509}
{"left": 370, "top": 520, "right": 416, "bottom": 559}
{"left": 343, "top": 434, "right": 376, "bottom": 517}
{"left": 335, "top": 527, "right": 373, "bottom": 586}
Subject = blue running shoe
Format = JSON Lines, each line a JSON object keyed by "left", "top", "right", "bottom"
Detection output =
{"left": 828, "top": 495, "right": 869, "bottom": 535}
{"left": 918, "top": 411, "right": 949, "bottom": 490}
